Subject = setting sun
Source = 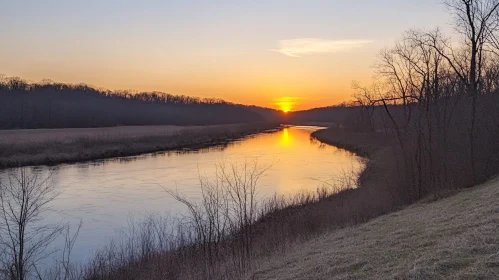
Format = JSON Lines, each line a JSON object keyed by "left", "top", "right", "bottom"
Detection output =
{"left": 275, "top": 97, "right": 298, "bottom": 113}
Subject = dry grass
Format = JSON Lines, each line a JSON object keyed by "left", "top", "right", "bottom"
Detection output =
{"left": 0, "top": 126, "right": 189, "bottom": 145}
{"left": 248, "top": 176, "right": 499, "bottom": 280}
{"left": 0, "top": 123, "right": 278, "bottom": 168}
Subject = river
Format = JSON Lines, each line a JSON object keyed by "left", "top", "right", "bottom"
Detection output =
{"left": 0, "top": 126, "right": 364, "bottom": 266}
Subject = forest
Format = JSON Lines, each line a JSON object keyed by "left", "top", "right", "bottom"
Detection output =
{"left": 0, "top": 77, "right": 281, "bottom": 129}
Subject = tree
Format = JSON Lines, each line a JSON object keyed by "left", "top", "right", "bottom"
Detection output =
{"left": 443, "top": 0, "right": 499, "bottom": 91}
{"left": 442, "top": 0, "right": 499, "bottom": 179}
{"left": 0, "top": 168, "right": 63, "bottom": 280}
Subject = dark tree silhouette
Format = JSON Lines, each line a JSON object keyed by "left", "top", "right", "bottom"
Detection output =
{"left": 0, "top": 77, "right": 281, "bottom": 129}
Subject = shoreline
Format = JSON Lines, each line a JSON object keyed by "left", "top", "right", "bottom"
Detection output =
{"left": 0, "top": 123, "right": 281, "bottom": 170}
{"left": 310, "top": 127, "right": 387, "bottom": 158}
{"left": 87, "top": 126, "right": 397, "bottom": 279}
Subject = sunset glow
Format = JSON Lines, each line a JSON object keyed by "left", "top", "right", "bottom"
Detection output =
{"left": 0, "top": 0, "right": 485, "bottom": 275}
{"left": 276, "top": 97, "right": 297, "bottom": 113}
{"left": 280, "top": 105, "right": 291, "bottom": 113}
{"left": 0, "top": 0, "right": 451, "bottom": 110}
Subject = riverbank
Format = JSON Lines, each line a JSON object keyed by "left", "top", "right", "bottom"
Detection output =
{"left": 244, "top": 126, "right": 499, "bottom": 279}
{"left": 249, "top": 174, "right": 499, "bottom": 279}
{"left": 310, "top": 127, "right": 389, "bottom": 157}
{"left": 0, "top": 123, "right": 279, "bottom": 169}
{"left": 262, "top": 126, "right": 497, "bottom": 279}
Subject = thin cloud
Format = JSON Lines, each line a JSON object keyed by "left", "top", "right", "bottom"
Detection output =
{"left": 273, "top": 38, "right": 373, "bottom": 57}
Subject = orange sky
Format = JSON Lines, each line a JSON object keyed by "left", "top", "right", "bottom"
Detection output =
{"left": 1, "top": 43, "right": 376, "bottom": 111}
{"left": 0, "top": 1, "right": 450, "bottom": 111}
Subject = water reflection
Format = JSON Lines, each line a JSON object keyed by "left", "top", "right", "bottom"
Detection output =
{"left": 309, "top": 135, "right": 327, "bottom": 149}
{"left": 280, "top": 128, "right": 292, "bottom": 147}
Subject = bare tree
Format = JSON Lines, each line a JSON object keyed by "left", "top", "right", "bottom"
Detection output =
{"left": 444, "top": 0, "right": 499, "bottom": 91}
{"left": 165, "top": 159, "right": 270, "bottom": 277}
{"left": 349, "top": 1, "right": 499, "bottom": 199}
{"left": 438, "top": 0, "right": 499, "bottom": 179}
{"left": 0, "top": 168, "right": 63, "bottom": 280}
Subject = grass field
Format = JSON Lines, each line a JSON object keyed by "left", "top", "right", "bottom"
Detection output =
{"left": 248, "top": 176, "right": 499, "bottom": 279}
{"left": 0, "top": 123, "right": 278, "bottom": 169}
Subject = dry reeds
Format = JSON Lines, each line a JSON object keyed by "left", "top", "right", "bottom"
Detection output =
{"left": 0, "top": 123, "right": 278, "bottom": 169}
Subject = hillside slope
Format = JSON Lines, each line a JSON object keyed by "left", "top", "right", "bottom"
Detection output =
{"left": 249, "top": 177, "right": 499, "bottom": 279}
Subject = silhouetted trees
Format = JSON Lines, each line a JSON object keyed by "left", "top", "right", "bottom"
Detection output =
{"left": 285, "top": 105, "right": 361, "bottom": 125}
{"left": 350, "top": 0, "right": 499, "bottom": 199}
{"left": 0, "top": 77, "right": 277, "bottom": 129}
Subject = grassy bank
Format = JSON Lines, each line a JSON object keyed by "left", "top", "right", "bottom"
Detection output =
{"left": 249, "top": 175, "right": 499, "bottom": 279}
{"left": 0, "top": 123, "right": 279, "bottom": 169}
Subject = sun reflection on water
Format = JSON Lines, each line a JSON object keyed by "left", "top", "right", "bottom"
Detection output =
{"left": 280, "top": 128, "right": 292, "bottom": 147}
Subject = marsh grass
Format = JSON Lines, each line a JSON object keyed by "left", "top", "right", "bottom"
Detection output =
{"left": 0, "top": 123, "right": 278, "bottom": 169}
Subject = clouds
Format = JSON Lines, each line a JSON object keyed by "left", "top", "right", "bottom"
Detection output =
{"left": 273, "top": 38, "right": 373, "bottom": 57}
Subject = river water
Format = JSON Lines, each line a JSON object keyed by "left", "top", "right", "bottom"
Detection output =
{"left": 0, "top": 126, "right": 364, "bottom": 266}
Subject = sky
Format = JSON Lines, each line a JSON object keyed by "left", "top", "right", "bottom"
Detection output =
{"left": 0, "top": 0, "right": 452, "bottom": 111}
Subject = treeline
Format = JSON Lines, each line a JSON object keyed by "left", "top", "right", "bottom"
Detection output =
{"left": 286, "top": 105, "right": 355, "bottom": 124}
{"left": 0, "top": 77, "right": 279, "bottom": 129}
{"left": 286, "top": 104, "right": 397, "bottom": 128}
{"left": 0, "top": 76, "right": 383, "bottom": 130}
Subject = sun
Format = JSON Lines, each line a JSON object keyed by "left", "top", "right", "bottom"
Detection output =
{"left": 275, "top": 97, "right": 296, "bottom": 113}
{"left": 281, "top": 105, "right": 291, "bottom": 113}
